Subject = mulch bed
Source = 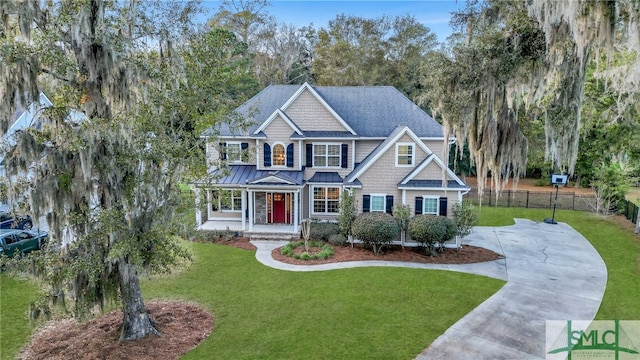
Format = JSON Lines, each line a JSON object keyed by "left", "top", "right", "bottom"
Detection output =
{"left": 271, "top": 242, "right": 503, "bottom": 265}
{"left": 19, "top": 302, "right": 213, "bottom": 360}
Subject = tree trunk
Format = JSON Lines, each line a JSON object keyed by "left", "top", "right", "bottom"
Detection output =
{"left": 118, "top": 259, "right": 159, "bottom": 341}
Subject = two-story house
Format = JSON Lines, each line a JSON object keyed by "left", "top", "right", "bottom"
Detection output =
{"left": 195, "top": 83, "right": 470, "bottom": 236}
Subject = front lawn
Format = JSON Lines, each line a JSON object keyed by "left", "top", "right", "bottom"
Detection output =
{"left": 476, "top": 207, "right": 640, "bottom": 320}
{"left": 142, "top": 243, "right": 503, "bottom": 359}
{"left": 2, "top": 208, "right": 638, "bottom": 359}
{"left": 0, "top": 242, "right": 504, "bottom": 360}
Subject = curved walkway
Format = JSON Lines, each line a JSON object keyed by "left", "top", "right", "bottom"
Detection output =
{"left": 251, "top": 219, "right": 607, "bottom": 359}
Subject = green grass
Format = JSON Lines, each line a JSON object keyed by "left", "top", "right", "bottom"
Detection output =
{"left": 0, "top": 275, "right": 39, "bottom": 359}
{"left": 476, "top": 207, "right": 640, "bottom": 320}
{"left": 0, "top": 242, "right": 504, "bottom": 360}
{"left": 2, "top": 207, "right": 638, "bottom": 358}
{"left": 142, "top": 242, "right": 503, "bottom": 359}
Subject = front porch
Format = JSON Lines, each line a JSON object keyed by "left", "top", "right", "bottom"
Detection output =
{"left": 198, "top": 220, "right": 300, "bottom": 240}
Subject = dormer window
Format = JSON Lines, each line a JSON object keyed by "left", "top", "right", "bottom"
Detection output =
{"left": 396, "top": 143, "right": 415, "bottom": 166}
{"left": 272, "top": 144, "right": 285, "bottom": 166}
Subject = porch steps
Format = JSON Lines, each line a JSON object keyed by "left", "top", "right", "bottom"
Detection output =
{"left": 248, "top": 232, "right": 299, "bottom": 241}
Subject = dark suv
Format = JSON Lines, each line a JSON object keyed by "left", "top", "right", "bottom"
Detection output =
{"left": 0, "top": 212, "right": 33, "bottom": 230}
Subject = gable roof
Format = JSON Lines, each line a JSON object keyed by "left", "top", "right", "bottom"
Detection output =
{"left": 398, "top": 154, "right": 469, "bottom": 190}
{"left": 280, "top": 83, "right": 356, "bottom": 135}
{"left": 203, "top": 84, "right": 443, "bottom": 139}
{"left": 345, "top": 126, "right": 433, "bottom": 183}
{"left": 253, "top": 109, "right": 303, "bottom": 136}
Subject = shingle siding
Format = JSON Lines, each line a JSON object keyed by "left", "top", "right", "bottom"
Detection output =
{"left": 285, "top": 90, "right": 347, "bottom": 132}
{"left": 260, "top": 116, "right": 298, "bottom": 170}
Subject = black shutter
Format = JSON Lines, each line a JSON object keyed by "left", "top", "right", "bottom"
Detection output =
{"left": 241, "top": 143, "right": 249, "bottom": 162}
{"left": 341, "top": 144, "right": 348, "bottom": 168}
{"left": 385, "top": 195, "right": 393, "bottom": 214}
{"left": 286, "top": 143, "right": 294, "bottom": 167}
{"left": 263, "top": 143, "right": 271, "bottom": 167}
{"left": 439, "top": 197, "right": 448, "bottom": 216}
{"left": 219, "top": 143, "right": 227, "bottom": 160}
{"left": 211, "top": 191, "right": 218, "bottom": 211}
{"left": 415, "top": 197, "right": 423, "bottom": 215}
{"left": 306, "top": 144, "right": 313, "bottom": 167}
{"left": 362, "top": 195, "right": 370, "bottom": 213}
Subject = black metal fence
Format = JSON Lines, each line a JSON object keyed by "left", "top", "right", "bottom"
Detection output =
{"left": 621, "top": 199, "right": 639, "bottom": 225}
{"left": 467, "top": 188, "right": 639, "bottom": 225}
{"left": 467, "top": 188, "right": 598, "bottom": 211}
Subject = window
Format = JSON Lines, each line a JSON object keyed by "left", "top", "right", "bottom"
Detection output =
{"left": 272, "top": 144, "right": 285, "bottom": 166}
{"left": 314, "top": 144, "right": 341, "bottom": 167}
{"left": 226, "top": 142, "right": 242, "bottom": 162}
{"left": 396, "top": 143, "right": 415, "bottom": 166}
{"left": 213, "top": 190, "right": 242, "bottom": 211}
{"left": 370, "top": 194, "right": 386, "bottom": 212}
{"left": 312, "top": 186, "right": 340, "bottom": 214}
{"left": 423, "top": 197, "right": 438, "bottom": 215}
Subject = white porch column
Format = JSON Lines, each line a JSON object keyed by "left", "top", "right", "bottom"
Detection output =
{"left": 293, "top": 190, "right": 299, "bottom": 233}
{"left": 193, "top": 186, "right": 202, "bottom": 227}
{"left": 248, "top": 189, "right": 254, "bottom": 231}
{"left": 241, "top": 190, "right": 247, "bottom": 231}
{"left": 402, "top": 189, "right": 407, "bottom": 205}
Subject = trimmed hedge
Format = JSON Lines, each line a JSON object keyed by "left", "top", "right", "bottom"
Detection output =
{"left": 408, "top": 215, "right": 457, "bottom": 256}
{"left": 309, "top": 222, "right": 340, "bottom": 241}
{"left": 351, "top": 213, "right": 399, "bottom": 255}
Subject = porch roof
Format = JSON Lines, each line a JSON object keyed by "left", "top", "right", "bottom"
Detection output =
{"left": 209, "top": 165, "right": 304, "bottom": 186}
{"left": 307, "top": 172, "right": 343, "bottom": 183}
{"left": 398, "top": 179, "right": 469, "bottom": 189}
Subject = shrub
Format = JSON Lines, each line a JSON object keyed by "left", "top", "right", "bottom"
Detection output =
{"left": 351, "top": 213, "right": 399, "bottom": 255}
{"left": 452, "top": 201, "right": 478, "bottom": 241}
{"left": 281, "top": 241, "right": 334, "bottom": 260}
{"left": 408, "top": 215, "right": 457, "bottom": 256}
{"left": 309, "top": 222, "right": 340, "bottom": 241}
{"left": 328, "top": 233, "right": 348, "bottom": 246}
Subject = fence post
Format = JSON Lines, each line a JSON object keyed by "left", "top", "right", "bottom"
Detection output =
{"left": 489, "top": 188, "right": 492, "bottom": 206}
{"left": 572, "top": 193, "right": 576, "bottom": 210}
{"left": 526, "top": 191, "right": 529, "bottom": 208}
{"left": 549, "top": 191, "right": 553, "bottom": 209}
{"left": 508, "top": 190, "right": 511, "bottom": 207}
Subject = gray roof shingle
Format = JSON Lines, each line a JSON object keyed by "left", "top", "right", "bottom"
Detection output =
{"left": 203, "top": 85, "right": 443, "bottom": 138}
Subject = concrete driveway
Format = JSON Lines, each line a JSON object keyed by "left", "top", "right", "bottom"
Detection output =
{"left": 252, "top": 218, "right": 607, "bottom": 359}
{"left": 417, "top": 219, "right": 607, "bottom": 359}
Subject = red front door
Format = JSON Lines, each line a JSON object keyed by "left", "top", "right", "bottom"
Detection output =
{"left": 272, "top": 193, "right": 286, "bottom": 223}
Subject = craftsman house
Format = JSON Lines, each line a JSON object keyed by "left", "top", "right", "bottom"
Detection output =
{"left": 196, "top": 83, "right": 469, "bottom": 236}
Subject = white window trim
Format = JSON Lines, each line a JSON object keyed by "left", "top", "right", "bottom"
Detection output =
{"left": 370, "top": 193, "right": 386, "bottom": 212}
{"left": 271, "top": 142, "right": 287, "bottom": 168}
{"left": 226, "top": 141, "right": 242, "bottom": 163}
{"left": 313, "top": 142, "right": 342, "bottom": 168}
{"left": 395, "top": 142, "right": 415, "bottom": 167}
{"left": 310, "top": 185, "right": 341, "bottom": 215}
{"left": 422, "top": 196, "right": 439, "bottom": 215}
{"left": 217, "top": 189, "right": 243, "bottom": 212}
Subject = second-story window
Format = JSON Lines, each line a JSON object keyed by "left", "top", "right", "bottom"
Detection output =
{"left": 272, "top": 144, "right": 285, "bottom": 166}
{"left": 227, "top": 142, "right": 242, "bottom": 162}
{"left": 314, "top": 144, "right": 341, "bottom": 167}
{"left": 396, "top": 143, "right": 415, "bottom": 166}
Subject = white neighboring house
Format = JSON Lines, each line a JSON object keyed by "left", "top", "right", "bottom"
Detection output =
{"left": 1, "top": 93, "right": 85, "bottom": 236}
{"left": 1, "top": 92, "right": 54, "bottom": 178}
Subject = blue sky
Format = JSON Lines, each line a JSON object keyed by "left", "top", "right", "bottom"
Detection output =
{"left": 201, "top": 1, "right": 466, "bottom": 42}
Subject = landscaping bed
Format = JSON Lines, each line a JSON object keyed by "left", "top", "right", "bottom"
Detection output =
{"left": 272, "top": 242, "right": 502, "bottom": 265}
